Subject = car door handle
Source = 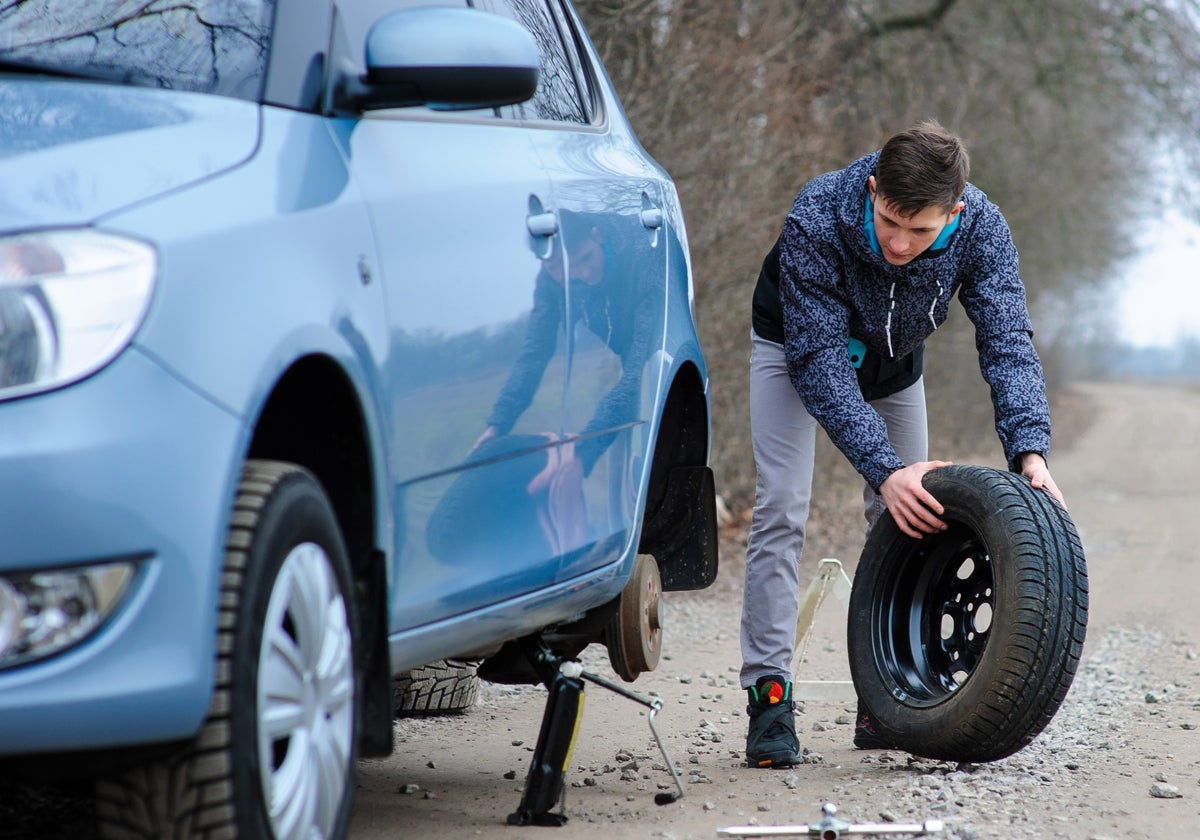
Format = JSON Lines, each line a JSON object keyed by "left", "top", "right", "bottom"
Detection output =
{"left": 527, "top": 212, "right": 559, "bottom": 237}
{"left": 640, "top": 207, "right": 663, "bottom": 230}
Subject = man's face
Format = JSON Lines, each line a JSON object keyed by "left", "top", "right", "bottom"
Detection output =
{"left": 545, "top": 230, "right": 606, "bottom": 285}
{"left": 868, "top": 176, "right": 963, "bottom": 266}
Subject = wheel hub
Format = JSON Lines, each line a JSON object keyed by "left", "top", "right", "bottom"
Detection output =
{"left": 607, "top": 554, "right": 663, "bottom": 681}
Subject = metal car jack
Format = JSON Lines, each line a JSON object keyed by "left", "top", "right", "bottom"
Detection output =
{"left": 507, "top": 638, "right": 686, "bottom": 827}
{"left": 718, "top": 802, "right": 944, "bottom": 838}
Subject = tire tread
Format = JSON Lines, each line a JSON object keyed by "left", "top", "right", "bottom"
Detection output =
{"left": 95, "top": 461, "right": 299, "bottom": 839}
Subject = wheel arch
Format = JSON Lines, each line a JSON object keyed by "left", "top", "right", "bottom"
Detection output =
{"left": 637, "top": 360, "right": 718, "bottom": 591}
{"left": 244, "top": 354, "right": 393, "bottom": 757}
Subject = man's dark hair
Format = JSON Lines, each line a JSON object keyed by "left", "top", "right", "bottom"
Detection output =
{"left": 874, "top": 120, "right": 969, "bottom": 216}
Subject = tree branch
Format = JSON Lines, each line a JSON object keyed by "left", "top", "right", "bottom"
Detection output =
{"left": 864, "top": 0, "right": 959, "bottom": 37}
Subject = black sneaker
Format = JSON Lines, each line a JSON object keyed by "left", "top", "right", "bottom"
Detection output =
{"left": 745, "top": 676, "right": 800, "bottom": 767}
{"left": 852, "top": 700, "right": 891, "bottom": 749}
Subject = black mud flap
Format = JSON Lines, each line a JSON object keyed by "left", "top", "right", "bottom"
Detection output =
{"left": 638, "top": 465, "right": 718, "bottom": 591}
{"left": 357, "top": 549, "right": 394, "bottom": 758}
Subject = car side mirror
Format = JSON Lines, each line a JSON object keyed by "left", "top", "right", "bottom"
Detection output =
{"left": 331, "top": 7, "right": 539, "bottom": 113}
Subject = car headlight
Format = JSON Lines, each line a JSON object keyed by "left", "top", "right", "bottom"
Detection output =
{"left": 0, "top": 229, "right": 156, "bottom": 400}
{"left": 0, "top": 559, "right": 140, "bottom": 670}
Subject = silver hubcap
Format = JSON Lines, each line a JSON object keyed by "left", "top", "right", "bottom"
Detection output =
{"left": 257, "top": 542, "right": 354, "bottom": 840}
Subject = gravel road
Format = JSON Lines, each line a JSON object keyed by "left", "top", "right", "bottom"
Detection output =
{"left": 351, "top": 380, "right": 1200, "bottom": 840}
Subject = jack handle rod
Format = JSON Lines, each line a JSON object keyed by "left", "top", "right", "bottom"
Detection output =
{"left": 560, "top": 662, "right": 686, "bottom": 806}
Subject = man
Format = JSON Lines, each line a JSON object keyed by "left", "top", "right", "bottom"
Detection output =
{"left": 740, "top": 120, "right": 1065, "bottom": 767}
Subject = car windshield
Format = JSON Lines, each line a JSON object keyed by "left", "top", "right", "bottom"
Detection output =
{"left": 0, "top": 0, "right": 275, "bottom": 101}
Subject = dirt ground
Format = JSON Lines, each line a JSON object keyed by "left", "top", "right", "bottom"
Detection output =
{"left": 349, "top": 379, "right": 1200, "bottom": 840}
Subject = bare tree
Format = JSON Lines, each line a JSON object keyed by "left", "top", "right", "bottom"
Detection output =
{"left": 576, "top": 0, "right": 1200, "bottom": 511}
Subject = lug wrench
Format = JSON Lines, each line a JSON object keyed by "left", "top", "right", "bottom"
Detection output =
{"left": 718, "top": 802, "right": 944, "bottom": 838}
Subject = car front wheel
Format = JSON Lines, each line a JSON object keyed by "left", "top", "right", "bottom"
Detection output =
{"left": 96, "top": 460, "right": 359, "bottom": 840}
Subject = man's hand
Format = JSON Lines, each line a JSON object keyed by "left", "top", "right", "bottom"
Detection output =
{"left": 527, "top": 433, "right": 577, "bottom": 495}
{"left": 879, "top": 460, "right": 954, "bottom": 538}
{"left": 1019, "top": 452, "right": 1066, "bottom": 508}
{"left": 468, "top": 425, "right": 499, "bottom": 457}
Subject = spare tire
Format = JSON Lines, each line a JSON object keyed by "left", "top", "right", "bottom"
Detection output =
{"left": 848, "top": 465, "right": 1088, "bottom": 762}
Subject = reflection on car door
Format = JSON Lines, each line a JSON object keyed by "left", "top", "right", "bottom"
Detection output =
{"left": 348, "top": 107, "right": 572, "bottom": 632}
{"left": 481, "top": 0, "right": 669, "bottom": 581}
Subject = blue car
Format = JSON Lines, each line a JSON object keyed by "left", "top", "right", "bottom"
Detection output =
{"left": 0, "top": 1, "right": 716, "bottom": 837}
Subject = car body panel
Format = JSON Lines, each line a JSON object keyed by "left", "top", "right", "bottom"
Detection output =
{"left": 0, "top": 0, "right": 713, "bottom": 764}
{"left": 347, "top": 111, "right": 574, "bottom": 630}
{"left": 0, "top": 349, "right": 238, "bottom": 750}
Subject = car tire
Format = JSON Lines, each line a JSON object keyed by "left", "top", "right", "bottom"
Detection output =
{"left": 393, "top": 660, "right": 480, "bottom": 717}
{"left": 847, "top": 465, "right": 1088, "bottom": 762}
{"left": 95, "top": 460, "right": 359, "bottom": 840}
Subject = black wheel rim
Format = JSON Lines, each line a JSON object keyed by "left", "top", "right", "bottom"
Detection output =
{"left": 871, "top": 523, "right": 996, "bottom": 704}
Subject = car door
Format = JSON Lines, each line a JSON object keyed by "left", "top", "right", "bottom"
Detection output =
{"left": 335, "top": 0, "right": 574, "bottom": 631}
{"left": 478, "top": 0, "right": 669, "bottom": 582}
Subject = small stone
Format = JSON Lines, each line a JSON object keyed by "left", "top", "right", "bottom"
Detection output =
{"left": 399, "top": 784, "right": 420, "bottom": 794}
{"left": 679, "top": 674, "right": 693, "bottom": 684}
{"left": 834, "top": 715, "right": 853, "bottom": 725}
{"left": 422, "top": 791, "right": 437, "bottom": 800}
{"left": 1145, "top": 692, "right": 1163, "bottom": 704}
{"left": 1150, "top": 783, "right": 1182, "bottom": 799}
{"left": 503, "top": 770, "right": 518, "bottom": 780}
{"left": 704, "top": 801, "right": 717, "bottom": 811}
{"left": 426, "top": 760, "right": 436, "bottom": 769}
{"left": 757, "top": 803, "right": 771, "bottom": 812}
{"left": 1181, "top": 722, "right": 1197, "bottom": 730}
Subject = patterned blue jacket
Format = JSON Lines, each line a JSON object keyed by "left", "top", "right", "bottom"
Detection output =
{"left": 767, "top": 151, "right": 1051, "bottom": 490}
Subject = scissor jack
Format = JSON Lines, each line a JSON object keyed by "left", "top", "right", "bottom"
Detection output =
{"left": 507, "top": 638, "right": 686, "bottom": 827}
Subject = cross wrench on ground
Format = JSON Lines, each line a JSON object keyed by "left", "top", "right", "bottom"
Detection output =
{"left": 718, "top": 802, "right": 944, "bottom": 838}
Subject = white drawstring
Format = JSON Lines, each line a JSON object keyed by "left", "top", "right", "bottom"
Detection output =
{"left": 928, "top": 280, "right": 943, "bottom": 331}
{"left": 885, "top": 281, "right": 896, "bottom": 357}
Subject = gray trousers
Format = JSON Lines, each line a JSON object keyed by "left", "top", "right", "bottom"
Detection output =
{"left": 739, "top": 331, "right": 928, "bottom": 688}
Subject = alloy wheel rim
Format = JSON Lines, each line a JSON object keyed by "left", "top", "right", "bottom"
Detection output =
{"left": 257, "top": 542, "right": 354, "bottom": 840}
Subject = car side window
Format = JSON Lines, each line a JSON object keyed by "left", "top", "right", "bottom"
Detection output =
{"left": 475, "top": 0, "right": 588, "bottom": 124}
{"left": 545, "top": 0, "right": 596, "bottom": 123}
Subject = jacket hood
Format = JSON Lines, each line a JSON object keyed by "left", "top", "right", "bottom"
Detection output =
{"left": 833, "top": 152, "right": 882, "bottom": 266}
{"left": 0, "top": 79, "right": 259, "bottom": 232}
